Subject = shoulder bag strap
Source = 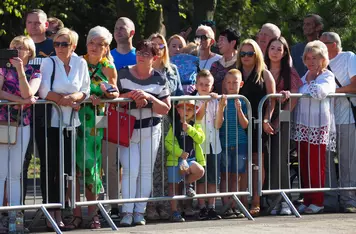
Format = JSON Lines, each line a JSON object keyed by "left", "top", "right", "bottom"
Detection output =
{"left": 49, "top": 57, "right": 56, "bottom": 89}
{"left": 327, "top": 65, "right": 354, "bottom": 107}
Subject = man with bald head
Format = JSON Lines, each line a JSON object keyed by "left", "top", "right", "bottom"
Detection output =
{"left": 291, "top": 14, "right": 324, "bottom": 77}
{"left": 111, "top": 17, "right": 136, "bottom": 71}
{"left": 257, "top": 23, "right": 281, "bottom": 55}
{"left": 102, "top": 17, "right": 137, "bottom": 219}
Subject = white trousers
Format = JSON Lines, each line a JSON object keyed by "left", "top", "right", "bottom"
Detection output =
{"left": 0, "top": 125, "right": 30, "bottom": 206}
{"left": 119, "top": 124, "right": 161, "bottom": 213}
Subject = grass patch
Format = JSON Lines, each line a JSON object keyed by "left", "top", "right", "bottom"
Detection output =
{"left": 28, "top": 156, "right": 40, "bottom": 179}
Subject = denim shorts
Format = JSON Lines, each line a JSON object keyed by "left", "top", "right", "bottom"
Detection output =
{"left": 221, "top": 144, "right": 247, "bottom": 174}
{"left": 168, "top": 158, "right": 196, "bottom": 184}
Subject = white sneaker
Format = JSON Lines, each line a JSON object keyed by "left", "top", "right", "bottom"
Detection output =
{"left": 120, "top": 213, "right": 133, "bottom": 227}
{"left": 297, "top": 204, "right": 307, "bottom": 214}
{"left": 133, "top": 213, "right": 146, "bottom": 225}
{"left": 270, "top": 204, "right": 280, "bottom": 215}
{"left": 280, "top": 202, "right": 292, "bottom": 215}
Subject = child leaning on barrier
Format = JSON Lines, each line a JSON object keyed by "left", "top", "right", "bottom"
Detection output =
{"left": 193, "top": 70, "right": 225, "bottom": 220}
{"left": 219, "top": 69, "right": 249, "bottom": 218}
{"left": 165, "top": 99, "right": 205, "bottom": 222}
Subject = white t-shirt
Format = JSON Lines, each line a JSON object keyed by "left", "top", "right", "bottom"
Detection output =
{"left": 196, "top": 94, "right": 222, "bottom": 154}
{"left": 199, "top": 54, "right": 222, "bottom": 70}
{"left": 329, "top": 51, "right": 356, "bottom": 124}
{"left": 39, "top": 56, "right": 90, "bottom": 128}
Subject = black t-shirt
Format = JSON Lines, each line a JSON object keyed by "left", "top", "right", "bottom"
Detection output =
{"left": 28, "top": 38, "right": 56, "bottom": 70}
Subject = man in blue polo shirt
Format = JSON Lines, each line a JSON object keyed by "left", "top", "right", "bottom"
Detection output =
{"left": 111, "top": 17, "right": 136, "bottom": 71}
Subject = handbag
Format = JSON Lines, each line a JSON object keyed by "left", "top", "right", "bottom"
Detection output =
{"left": 0, "top": 111, "right": 20, "bottom": 145}
{"left": 328, "top": 66, "right": 356, "bottom": 126}
{"left": 103, "top": 104, "right": 136, "bottom": 147}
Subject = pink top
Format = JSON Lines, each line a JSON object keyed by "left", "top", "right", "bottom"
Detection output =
{"left": 275, "top": 67, "right": 303, "bottom": 93}
{"left": 0, "top": 65, "right": 41, "bottom": 125}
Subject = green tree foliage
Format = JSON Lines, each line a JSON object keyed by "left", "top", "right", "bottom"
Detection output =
{"left": 1, "top": 0, "right": 355, "bottom": 53}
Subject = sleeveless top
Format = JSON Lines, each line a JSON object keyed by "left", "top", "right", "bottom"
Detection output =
{"left": 239, "top": 67, "right": 267, "bottom": 119}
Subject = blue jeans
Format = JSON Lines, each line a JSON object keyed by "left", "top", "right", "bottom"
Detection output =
{"left": 221, "top": 144, "right": 247, "bottom": 174}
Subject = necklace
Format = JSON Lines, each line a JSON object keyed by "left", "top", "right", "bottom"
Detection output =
{"left": 201, "top": 52, "right": 212, "bottom": 69}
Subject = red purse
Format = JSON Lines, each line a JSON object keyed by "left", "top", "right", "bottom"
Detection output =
{"left": 103, "top": 104, "right": 136, "bottom": 147}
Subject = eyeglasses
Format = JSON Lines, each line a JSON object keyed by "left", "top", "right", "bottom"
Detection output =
{"left": 194, "top": 35, "right": 210, "bottom": 41}
{"left": 53, "top": 42, "right": 72, "bottom": 48}
{"left": 323, "top": 41, "right": 334, "bottom": 45}
{"left": 136, "top": 51, "right": 153, "bottom": 57}
{"left": 240, "top": 51, "right": 255, "bottom": 57}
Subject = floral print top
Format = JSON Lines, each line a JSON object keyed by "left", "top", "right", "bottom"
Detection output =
{"left": 0, "top": 65, "right": 41, "bottom": 125}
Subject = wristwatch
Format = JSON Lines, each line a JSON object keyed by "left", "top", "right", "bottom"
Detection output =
{"left": 263, "top": 119, "right": 270, "bottom": 124}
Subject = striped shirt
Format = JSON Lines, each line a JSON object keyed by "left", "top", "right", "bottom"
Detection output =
{"left": 117, "top": 66, "right": 170, "bottom": 120}
{"left": 220, "top": 99, "right": 248, "bottom": 147}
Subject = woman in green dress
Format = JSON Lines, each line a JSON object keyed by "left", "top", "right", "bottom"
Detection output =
{"left": 65, "top": 26, "right": 119, "bottom": 230}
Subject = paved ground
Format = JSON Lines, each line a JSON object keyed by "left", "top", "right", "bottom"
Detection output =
{"left": 33, "top": 213, "right": 356, "bottom": 234}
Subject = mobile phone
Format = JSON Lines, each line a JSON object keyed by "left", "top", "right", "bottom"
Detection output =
{"left": 0, "top": 49, "right": 18, "bottom": 69}
{"left": 101, "top": 82, "right": 118, "bottom": 93}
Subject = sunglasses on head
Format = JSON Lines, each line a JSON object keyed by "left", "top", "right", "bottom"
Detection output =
{"left": 136, "top": 51, "right": 153, "bottom": 57}
{"left": 53, "top": 42, "right": 72, "bottom": 48}
{"left": 240, "top": 51, "right": 255, "bottom": 57}
{"left": 194, "top": 35, "right": 210, "bottom": 41}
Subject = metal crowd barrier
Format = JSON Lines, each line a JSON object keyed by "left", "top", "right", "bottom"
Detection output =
{"left": 257, "top": 93, "right": 356, "bottom": 218}
{"left": 70, "top": 94, "right": 254, "bottom": 230}
{"left": 0, "top": 100, "right": 65, "bottom": 233}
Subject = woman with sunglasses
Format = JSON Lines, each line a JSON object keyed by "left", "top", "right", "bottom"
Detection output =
{"left": 118, "top": 40, "right": 171, "bottom": 226}
{"left": 145, "top": 33, "right": 184, "bottom": 220}
{"left": 264, "top": 37, "right": 302, "bottom": 215}
{"left": 0, "top": 36, "right": 41, "bottom": 232}
{"left": 237, "top": 39, "right": 276, "bottom": 217}
{"left": 39, "top": 28, "right": 90, "bottom": 230}
{"left": 195, "top": 25, "right": 221, "bottom": 70}
{"left": 64, "top": 26, "right": 119, "bottom": 230}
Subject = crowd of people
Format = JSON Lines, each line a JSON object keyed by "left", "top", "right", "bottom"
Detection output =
{"left": 0, "top": 8, "right": 355, "bottom": 232}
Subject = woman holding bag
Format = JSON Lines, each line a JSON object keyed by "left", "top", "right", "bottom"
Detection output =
{"left": 118, "top": 40, "right": 171, "bottom": 226}
{"left": 38, "top": 28, "right": 90, "bottom": 230}
{"left": 0, "top": 35, "right": 41, "bottom": 232}
{"left": 65, "top": 26, "right": 119, "bottom": 230}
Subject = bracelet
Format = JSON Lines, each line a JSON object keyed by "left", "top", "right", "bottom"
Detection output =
{"left": 263, "top": 119, "right": 270, "bottom": 124}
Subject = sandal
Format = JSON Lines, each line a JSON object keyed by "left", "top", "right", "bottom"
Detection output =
{"left": 249, "top": 206, "right": 261, "bottom": 217}
{"left": 62, "top": 216, "right": 82, "bottom": 230}
{"left": 88, "top": 215, "right": 101, "bottom": 229}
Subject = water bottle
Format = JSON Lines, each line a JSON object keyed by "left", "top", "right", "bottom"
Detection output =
{"left": 179, "top": 159, "right": 189, "bottom": 173}
{"left": 8, "top": 210, "right": 16, "bottom": 233}
{"left": 15, "top": 212, "right": 24, "bottom": 233}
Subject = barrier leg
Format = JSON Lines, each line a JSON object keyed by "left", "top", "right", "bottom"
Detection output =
{"left": 232, "top": 194, "right": 254, "bottom": 221}
{"left": 27, "top": 209, "right": 43, "bottom": 231}
{"left": 281, "top": 191, "right": 301, "bottom": 218}
{"left": 264, "top": 194, "right": 282, "bottom": 215}
{"left": 98, "top": 202, "right": 118, "bottom": 231}
{"left": 40, "top": 206, "right": 62, "bottom": 234}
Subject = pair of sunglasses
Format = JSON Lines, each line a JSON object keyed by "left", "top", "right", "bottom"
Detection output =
{"left": 46, "top": 30, "right": 57, "bottom": 37}
{"left": 194, "top": 35, "right": 210, "bottom": 41}
{"left": 53, "top": 42, "right": 72, "bottom": 48}
{"left": 240, "top": 51, "right": 255, "bottom": 57}
{"left": 153, "top": 43, "right": 166, "bottom": 50}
